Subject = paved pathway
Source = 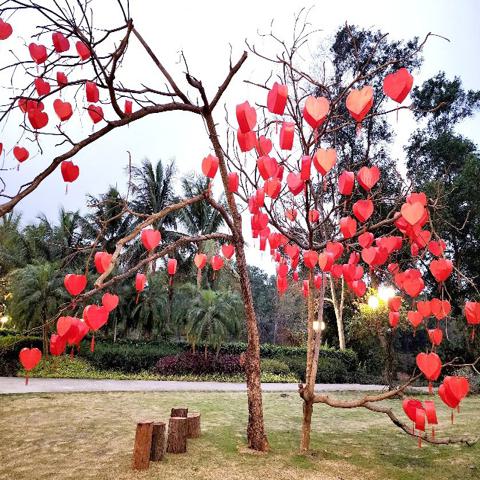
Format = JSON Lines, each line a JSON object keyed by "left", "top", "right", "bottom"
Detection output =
{"left": 0, "top": 377, "right": 427, "bottom": 395}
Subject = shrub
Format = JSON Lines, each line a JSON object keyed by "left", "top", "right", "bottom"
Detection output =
{"left": 260, "top": 358, "right": 290, "bottom": 375}
{"left": 155, "top": 352, "right": 244, "bottom": 376}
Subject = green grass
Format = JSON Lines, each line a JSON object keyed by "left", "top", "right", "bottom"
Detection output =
{"left": 20, "top": 356, "right": 299, "bottom": 383}
{"left": 0, "top": 391, "right": 478, "bottom": 480}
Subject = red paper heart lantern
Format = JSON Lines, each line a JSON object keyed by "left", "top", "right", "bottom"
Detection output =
{"left": 264, "top": 178, "right": 281, "bottom": 199}
{"left": 443, "top": 376, "right": 469, "bottom": 403}
{"left": 86, "top": 81, "right": 99, "bottom": 102}
{"left": 351, "top": 279, "right": 366, "bottom": 297}
{"left": 52, "top": 31, "right": 70, "bottom": 53}
{"left": 167, "top": 258, "right": 177, "bottom": 276}
{"left": 416, "top": 352, "right": 442, "bottom": 382}
{"left": 54, "top": 99, "right": 73, "bottom": 121}
{"left": 438, "top": 382, "right": 460, "bottom": 409}
{"left": 141, "top": 228, "right": 161, "bottom": 251}
{"left": 64, "top": 273, "right": 87, "bottom": 296}
{"left": 402, "top": 273, "right": 424, "bottom": 298}
{"left": 211, "top": 255, "right": 224, "bottom": 271}
{"left": 13, "top": 146, "right": 29, "bottom": 163}
{"left": 388, "top": 296, "right": 402, "bottom": 312}
{"left": 267, "top": 82, "right": 288, "bottom": 115}
{"left": 76, "top": 41, "right": 91, "bottom": 60}
{"left": 279, "top": 122, "right": 295, "bottom": 150}
{"left": 34, "top": 77, "right": 51, "bottom": 96}
{"left": 339, "top": 216, "right": 357, "bottom": 239}
{"left": 357, "top": 166, "right": 380, "bottom": 191}
{"left": 300, "top": 156, "right": 312, "bottom": 182}
{"left": 277, "top": 275, "right": 288, "bottom": 295}
{"left": 353, "top": 199, "right": 374, "bottom": 223}
{"left": 222, "top": 244, "right": 235, "bottom": 259}
{"left": 61, "top": 161, "right": 79, "bottom": 183}
{"left": 28, "top": 107, "right": 49, "bottom": 129}
{"left": 227, "top": 172, "right": 239, "bottom": 193}
{"left": 361, "top": 246, "right": 378, "bottom": 266}
{"left": 56, "top": 71, "right": 68, "bottom": 87}
{"left": 303, "top": 250, "right": 318, "bottom": 269}
{"left": 94, "top": 251, "right": 112, "bottom": 273}
{"left": 346, "top": 86, "right": 374, "bottom": 122}
{"left": 407, "top": 310, "right": 423, "bottom": 329}
{"left": 428, "top": 240, "right": 446, "bottom": 257}
{"left": 124, "top": 100, "right": 133, "bottom": 115}
{"left": 429, "top": 258, "right": 453, "bottom": 283}
{"left": 50, "top": 333, "right": 67, "bottom": 356}
{"left": 194, "top": 253, "right": 207, "bottom": 269}
{"left": 256, "top": 136, "right": 272, "bottom": 156}
{"left": 29, "top": 43, "right": 48, "bottom": 64}
{"left": 430, "top": 298, "right": 451, "bottom": 320}
{"left": 102, "top": 293, "right": 119, "bottom": 312}
{"left": 383, "top": 68, "right": 413, "bottom": 104}
{"left": 83, "top": 305, "right": 109, "bottom": 331}
{"left": 236, "top": 101, "right": 256, "bottom": 133}
{"left": 135, "top": 273, "right": 147, "bottom": 292}
{"left": 318, "top": 252, "right": 334, "bottom": 272}
{"left": 416, "top": 300, "right": 431, "bottom": 318}
{"left": 87, "top": 104, "right": 103, "bottom": 123}
{"left": 428, "top": 328, "right": 443, "bottom": 346}
{"left": 326, "top": 241, "right": 344, "bottom": 261}
{"left": 0, "top": 19, "right": 13, "bottom": 40}
{"left": 285, "top": 208, "right": 297, "bottom": 222}
{"left": 338, "top": 170, "right": 355, "bottom": 195}
{"left": 465, "top": 301, "right": 480, "bottom": 325}
{"left": 308, "top": 209, "right": 319, "bottom": 223}
{"left": 313, "top": 148, "right": 336, "bottom": 176}
{"left": 389, "top": 311, "right": 400, "bottom": 328}
{"left": 57, "top": 316, "right": 73, "bottom": 337}
{"left": 303, "top": 96, "right": 329, "bottom": 128}
{"left": 257, "top": 155, "right": 278, "bottom": 180}
{"left": 286, "top": 172, "right": 304, "bottom": 196}
{"left": 358, "top": 232, "right": 374, "bottom": 248}
{"left": 237, "top": 129, "right": 256, "bottom": 152}
{"left": 401, "top": 202, "right": 425, "bottom": 226}
{"left": 201, "top": 154, "right": 219, "bottom": 178}
{"left": 19, "top": 347, "right": 42, "bottom": 371}
{"left": 18, "top": 98, "right": 44, "bottom": 113}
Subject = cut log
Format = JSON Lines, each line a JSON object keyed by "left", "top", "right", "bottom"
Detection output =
{"left": 132, "top": 421, "right": 153, "bottom": 470}
{"left": 187, "top": 412, "right": 201, "bottom": 438}
{"left": 150, "top": 421, "right": 166, "bottom": 461}
{"left": 170, "top": 407, "right": 188, "bottom": 418}
{"left": 167, "top": 417, "right": 188, "bottom": 454}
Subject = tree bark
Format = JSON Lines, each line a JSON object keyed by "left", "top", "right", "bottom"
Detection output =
{"left": 150, "top": 421, "right": 166, "bottom": 461}
{"left": 203, "top": 111, "right": 269, "bottom": 452}
{"left": 170, "top": 407, "right": 188, "bottom": 418}
{"left": 187, "top": 412, "right": 201, "bottom": 438}
{"left": 330, "top": 276, "right": 346, "bottom": 350}
{"left": 167, "top": 417, "right": 188, "bottom": 454}
{"left": 132, "top": 421, "right": 153, "bottom": 470}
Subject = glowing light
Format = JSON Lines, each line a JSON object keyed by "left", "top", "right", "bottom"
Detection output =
{"left": 368, "top": 295, "right": 380, "bottom": 310}
{"left": 378, "top": 285, "right": 395, "bottom": 302}
{"left": 313, "top": 320, "right": 319, "bottom": 331}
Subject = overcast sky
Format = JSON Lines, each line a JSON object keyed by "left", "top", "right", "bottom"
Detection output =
{"left": 1, "top": 0, "right": 479, "bottom": 273}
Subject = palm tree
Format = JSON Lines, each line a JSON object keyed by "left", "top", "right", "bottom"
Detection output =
{"left": 7, "top": 262, "right": 65, "bottom": 353}
{"left": 186, "top": 289, "right": 242, "bottom": 357}
{"left": 179, "top": 174, "right": 225, "bottom": 288}
{"left": 0, "top": 213, "right": 28, "bottom": 274}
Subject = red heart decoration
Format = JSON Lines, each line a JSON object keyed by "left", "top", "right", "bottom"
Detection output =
{"left": 402, "top": 399, "right": 423, "bottom": 423}
{"left": 29, "top": 43, "right": 48, "bottom": 64}
{"left": 257, "top": 155, "right": 278, "bottom": 180}
{"left": 28, "top": 107, "right": 49, "bottom": 129}
{"left": 57, "top": 316, "right": 73, "bottom": 337}
{"left": 211, "top": 255, "right": 224, "bottom": 271}
{"left": 413, "top": 229, "right": 431, "bottom": 249}
{"left": 124, "top": 100, "right": 133, "bottom": 115}
{"left": 94, "top": 251, "right": 112, "bottom": 273}
{"left": 416, "top": 301, "right": 431, "bottom": 318}
{"left": 221, "top": 244, "right": 235, "bottom": 259}
{"left": 387, "top": 296, "right": 402, "bottom": 312}
{"left": 438, "top": 382, "right": 460, "bottom": 409}
{"left": 303, "top": 250, "right": 318, "bottom": 269}
{"left": 357, "top": 166, "right": 380, "bottom": 191}
{"left": 86, "top": 81, "right": 99, "bottom": 103}
{"left": 401, "top": 202, "right": 425, "bottom": 226}
{"left": 83, "top": 305, "right": 109, "bottom": 331}
{"left": 403, "top": 274, "right": 424, "bottom": 298}
{"left": 308, "top": 209, "right": 319, "bottom": 223}
{"left": 285, "top": 209, "right": 297, "bottom": 222}
{"left": 255, "top": 135, "right": 272, "bottom": 156}
{"left": 317, "top": 252, "right": 334, "bottom": 272}
{"left": 429, "top": 258, "right": 453, "bottom": 283}
{"left": 279, "top": 122, "right": 295, "bottom": 150}
{"left": 383, "top": 68, "right": 413, "bottom": 104}
{"left": 76, "top": 41, "right": 91, "bottom": 60}
{"left": 444, "top": 376, "right": 469, "bottom": 403}
{"left": 267, "top": 82, "right": 288, "bottom": 115}
{"left": 61, "top": 161, "right": 79, "bottom": 183}
{"left": 227, "top": 172, "right": 239, "bottom": 193}
{"left": 428, "top": 240, "right": 446, "bottom": 257}
{"left": 430, "top": 298, "right": 451, "bottom": 320}
{"left": 358, "top": 232, "right": 374, "bottom": 248}
{"left": 34, "top": 77, "right": 50, "bottom": 96}
{"left": 88, "top": 104, "right": 103, "bottom": 124}
{"left": 18, "top": 98, "right": 44, "bottom": 113}
{"left": 19, "top": 347, "right": 42, "bottom": 371}
{"left": 303, "top": 96, "right": 329, "bottom": 128}
{"left": 50, "top": 333, "right": 67, "bottom": 356}
{"left": 52, "top": 31, "right": 70, "bottom": 53}
{"left": 54, "top": 99, "right": 73, "bottom": 122}
{"left": 428, "top": 328, "right": 443, "bottom": 346}
{"left": 277, "top": 263, "right": 289, "bottom": 278}
{"left": 0, "top": 19, "right": 13, "bottom": 40}
{"left": 285, "top": 244, "right": 300, "bottom": 259}
{"left": 194, "top": 253, "right": 207, "bottom": 269}
{"left": 300, "top": 156, "right": 311, "bottom": 182}
{"left": 423, "top": 400, "right": 438, "bottom": 426}
{"left": 64, "top": 273, "right": 87, "bottom": 295}
{"left": 264, "top": 178, "right": 281, "bottom": 199}
{"left": 141, "top": 228, "right": 161, "bottom": 250}
{"left": 338, "top": 170, "right": 355, "bottom": 195}
{"left": 361, "top": 246, "right": 378, "bottom": 266}
{"left": 56, "top": 71, "right": 68, "bottom": 87}
{"left": 376, "top": 236, "right": 402, "bottom": 254}
{"left": 201, "top": 154, "right": 219, "bottom": 179}
{"left": 389, "top": 311, "right": 400, "bottom": 327}
{"left": 416, "top": 352, "right": 442, "bottom": 381}
{"left": 326, "top": 241, "right": 344, "bottom": 261}
{"left": 236, "top": 101, "right": 256, "bottom": 133}
{"left": 313, "top": 148, "right": 336, "bottom": 176}
{"left": 339, "top": 216, "right": 357, "bottom": 239}
{"left": 251, "top": 212, "right": 269, "bottom": 231}
{"left": 286, "top": 172, "right": 304, "bottom": 196}
{"left": 346, "top": 86, "right": 374, "bottom": 122}
{"left": 353, "top": 199, "right": 374, "bottom": 223}
{"left": 13, "top": 146, "right": 29, "bottom": 163}
{"left": 351, "top": 279, "right": 366, "bottom": 297}
{"left": 102, "top": 293, "right": 119, "bottom": 312}
{"left": 465, "top": 301, "right": 480, "bottom": 325}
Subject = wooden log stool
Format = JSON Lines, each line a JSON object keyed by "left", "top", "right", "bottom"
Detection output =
{"left": 187, "top": 412, "right": 201, "bottom": 438}
{"left": 170, "top": 407, "right": 188, "bottom": 418}
{"left": 150, "top": 421, "right": 166, "bottom": 461}
{"left": 132, "top": 420, "right": 154, "bottom": 470}
{"left": 167, "top": 417, "right": 188, "bottom": 454}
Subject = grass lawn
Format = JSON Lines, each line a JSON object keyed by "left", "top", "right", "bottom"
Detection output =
{"left": 0, "top": 391, "right": 478, "bottom": 480}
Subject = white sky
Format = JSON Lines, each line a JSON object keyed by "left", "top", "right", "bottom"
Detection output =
{"left": 1, "top": 0, "right": 479, "bottom": 274}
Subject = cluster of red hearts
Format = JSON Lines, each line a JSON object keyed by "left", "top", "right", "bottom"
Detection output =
{"left": 18, "top": 228, "right": 236, "bottom": 382}
{"left": 0, "top": 20, "right": 132, "bottom": 185}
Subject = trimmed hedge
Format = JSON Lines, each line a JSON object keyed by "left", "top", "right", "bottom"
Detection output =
{"left": 155, "top": 352, "right": 243, "bottom": 376}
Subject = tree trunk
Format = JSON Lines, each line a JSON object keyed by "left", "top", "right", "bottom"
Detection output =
{"left": 204, "top": 111, "right": 268, "bottom": 452}
{"left": 42, "top": 320, "right": 48, "bottom": 358}
{"left": 150, "top": 421, "right": 166, "bottom": 461}
{"left": 187, "top": 412, "right": 201, "bottom": 438}
{"left": 167, "top": 417, "right": 188, "bottom": 454}
{"left": 300, "top": 400, "right": 313, "bottom": 452}
{"left": 170, "top": 407, "right": 188, "bottom": 418}
{"left": 330, "top": 276, "right": 346, "bottom": 350}
{"left": 113, "top": 316, "right": 118, "bottom": 343}
{"left": 132, "top": 421, "right": 153, "bottom": 470}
